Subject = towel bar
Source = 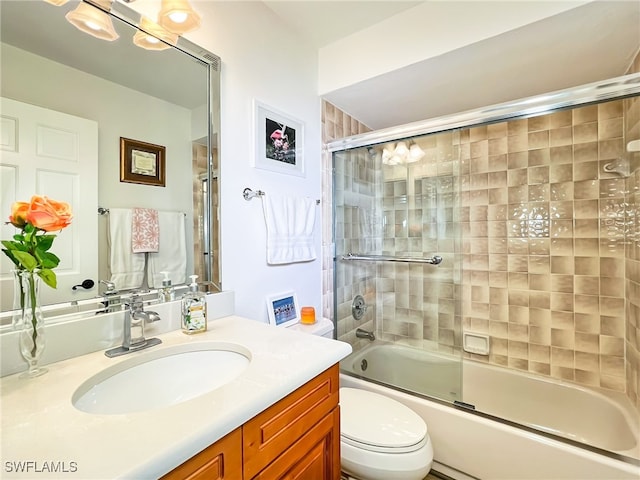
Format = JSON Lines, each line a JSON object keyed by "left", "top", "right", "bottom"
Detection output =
{"left": 98, "top": 207, "right": 186, "bottom": 216}
{"left": 243, "top": 187, "right": 320, "bottom": 204}
{"left": 341, "top": 253, "right": 443, "bottom": 265}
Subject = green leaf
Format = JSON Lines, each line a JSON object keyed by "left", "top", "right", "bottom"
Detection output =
{"left": 36, "top": 250, "right": 60, "bottom": 269}
{"left": 12, "top": 251, "right": 37, "bottom": 271}
{"left": 13, "top": 234, "right": 25, "bottom": 242}
{"left": 1, "top": 240, "right": 19, "bottom": 251}
{"left": 38, "top": 269, "right": 57, "bottom": 289}
{"left": 2, "top": 249, "right": 20, "bottom": 267}
{"left": 23, "top": 223, "right": 35, "bottom": 234}
{"left": 36, "top": 235, "right": 55, "bottom": 251}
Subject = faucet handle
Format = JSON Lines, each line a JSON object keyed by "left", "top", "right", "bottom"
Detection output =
{"left": 126, "top": 293, "right": 145, "bottom": 311}
{"left": 100, "top": 280, "right": 118, "bottom": 294}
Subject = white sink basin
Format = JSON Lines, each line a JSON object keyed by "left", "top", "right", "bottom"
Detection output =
{"left": 72, "top": 342, "right": 251, "bottom": 415}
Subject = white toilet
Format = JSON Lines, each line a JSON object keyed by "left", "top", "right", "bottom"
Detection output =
{"left": 340, "top": 387, "right": 433, "bottom": 480}
{"left": 287, "top": 320, "right": 433, "bottom": 480}
{"left": 287, "top": 317, "right": 335, "bottom": 338}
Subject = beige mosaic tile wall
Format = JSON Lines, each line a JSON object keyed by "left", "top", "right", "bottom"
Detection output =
{"left": 192, "top": 144, "right": 220, "bottom": 290}
{"left": 459, "top": 101, "right": 628, "bottom": 392}
{"left": 374, "top": 134, "right": 461, "bottom": 353}
{"left": 321, "top": 101, "right": 371, "bottom": 341}
{"left": 625, "top": 51, "right": 640, "bottom": 410}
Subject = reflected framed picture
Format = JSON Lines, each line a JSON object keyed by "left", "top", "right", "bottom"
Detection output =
{"left": 254, "top": 100, "right": 305, "bottom": 177}
{"left": 120, "top": 137, "right": 166, "bottom": 187}
{"left": 266, "top": 290, "right": 300, "bottom": 327}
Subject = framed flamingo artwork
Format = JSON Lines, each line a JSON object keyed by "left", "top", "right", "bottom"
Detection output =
{"left": 253, "top": 100, "right": 305, "bottom": 177}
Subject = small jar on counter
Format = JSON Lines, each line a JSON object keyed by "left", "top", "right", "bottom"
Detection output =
{"left": 300, "top": 306, "right": 316, "bottom": 325}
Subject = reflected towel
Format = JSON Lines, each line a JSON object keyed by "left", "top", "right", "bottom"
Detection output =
{"left": 131, "top": 207, "right": 159, "bottom": 253}
{"left": 147, "top": 211, "right": 187, "bottom": 288}
{"left": 108, "top": 208, "right": 145, "bottom": 290}
{"left": 261, "top": 194, "right": 316, "bottom": 265}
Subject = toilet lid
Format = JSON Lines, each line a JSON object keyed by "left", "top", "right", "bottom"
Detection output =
{"left": 340, "top": 387, "right": 427, "bottom": 452}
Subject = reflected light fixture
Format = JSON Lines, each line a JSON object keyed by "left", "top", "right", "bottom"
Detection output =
{"left": 381, "top": 141, "right": 425, "bottom": 165}
{"left": 407, "top": 143, "right": 426, "bottom": 163}
{"left": 133, "top": 17, "right": 178, "bottom": 51}
{"left": 43, "top": 0, "right": 70, "bottom": 6}
{"left": 65, "top": 0, "right": 119, "bottom": 41}
{"left": 158, "top": 0, "right": 201, "bottom": 35}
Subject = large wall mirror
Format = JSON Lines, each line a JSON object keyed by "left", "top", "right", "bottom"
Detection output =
{"left": 0, "top": 0, "right": 221, "bottom": 323}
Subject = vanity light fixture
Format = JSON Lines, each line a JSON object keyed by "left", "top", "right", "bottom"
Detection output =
{"left": 43, "top": 0, "right": 70, "bottom": 6}
{"left": 158, "top": 0, "right": 201, "bottom": 35}
{"left": 133, "top": 17, "right": 178, "bottom": 51}
{"left": 65, "top": 0, "right": 119, "bottom": 41}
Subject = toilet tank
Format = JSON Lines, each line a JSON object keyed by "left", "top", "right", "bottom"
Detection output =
{"left": 287, "top": 318, "right": 334, "bottom": 338}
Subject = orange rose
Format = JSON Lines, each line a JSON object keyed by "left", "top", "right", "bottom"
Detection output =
{"left": 8, "top": 201, "right": 29, "bottom": 228}
{"left": 26, "top": 195, "right": 73, "bottom": 232}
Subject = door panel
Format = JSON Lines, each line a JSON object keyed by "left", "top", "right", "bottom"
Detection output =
{"left": 0, "top": 97, "right": 98, "bottom": 309}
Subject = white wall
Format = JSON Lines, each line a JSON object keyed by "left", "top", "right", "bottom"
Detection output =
{"left": 1, "top": 44, "right": 196, "bottom": 285}
{"left": 183, "top": 2, "right": 323, "bottom": 323}
{"left": 318, "top": 0, "right": 591, "bottom": 94}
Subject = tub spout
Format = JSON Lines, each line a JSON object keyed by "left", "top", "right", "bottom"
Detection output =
{"left": 356, "top": 328, "right": 375, "bottom": 341}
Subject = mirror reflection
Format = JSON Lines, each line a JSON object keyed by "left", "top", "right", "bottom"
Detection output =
{"left": 0, "top": 0, "right": 220, "bottom": 321}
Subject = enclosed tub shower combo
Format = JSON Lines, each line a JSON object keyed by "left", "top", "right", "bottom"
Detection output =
{"left": 330, "top": 73, "right": 640, "bottom": 479}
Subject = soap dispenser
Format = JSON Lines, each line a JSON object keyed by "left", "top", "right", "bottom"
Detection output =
{"left": 158, "top": 271, "right": 175, "bottom": 302}
{"left": 181, "top": 275, "right": 207, "bottom": 334}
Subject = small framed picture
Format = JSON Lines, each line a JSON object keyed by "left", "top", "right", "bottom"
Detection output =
{"left": 120, "top": 137, "right": 166, "bottom": 187}
{"left": 266, "top": 290, "right": 300, "bottom": 327}
{"left": 253, "top": 100, "right": 304, "bottom": 177}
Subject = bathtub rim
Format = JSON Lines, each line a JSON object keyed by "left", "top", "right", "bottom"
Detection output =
{"left": 340, "top": 342, "right": 640, "bottom": 466}
{"left": 340, "top": 372, "right": 640, "bottom": 480}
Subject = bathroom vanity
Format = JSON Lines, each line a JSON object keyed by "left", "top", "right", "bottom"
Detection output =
{"left": 0, "top": 316, "right": 351, "bottom": 479}
{"left": 163, "top": 365, "right": 340, "bottom": 479}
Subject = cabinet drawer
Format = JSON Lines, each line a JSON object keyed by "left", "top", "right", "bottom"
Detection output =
{"left": 243, "top": 364, "right": 339, "bottom": 479}
{"left": 161, "top": 428, "right": 242, "bottom": 480}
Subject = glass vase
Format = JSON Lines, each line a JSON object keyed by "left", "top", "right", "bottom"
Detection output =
{"left": 18, "top": 271, "right": 47, "bottom": 378}
{"left": 11, "top": 269, "right": 26, "bottom": 330}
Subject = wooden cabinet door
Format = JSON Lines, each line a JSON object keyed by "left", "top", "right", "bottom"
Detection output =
{"left": 251, "top": 406, "right": 340, "bottom": 480}
{"left": 243, "top": 365, "right": 339, "bottom": 478}
{"left": 161, "top": 428, "right": 242, "bottom": 480}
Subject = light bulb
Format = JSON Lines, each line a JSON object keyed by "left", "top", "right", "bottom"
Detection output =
{"left": 85, "top": 20, "right": 101, "bottom": 31}
{"left": 407, "top": 144, "right": 425, "bottom": 163}
{"left": 169, "top": 12, "right": 188, "bottom": 23}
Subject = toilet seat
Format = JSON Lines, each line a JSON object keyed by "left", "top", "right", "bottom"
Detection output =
{"left": 340, "top": 387, "right": 428, "bottom": 454}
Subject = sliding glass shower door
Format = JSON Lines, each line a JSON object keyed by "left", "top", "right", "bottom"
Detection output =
{"left": 334, "top": 130, "right": 464, "bottom": 404}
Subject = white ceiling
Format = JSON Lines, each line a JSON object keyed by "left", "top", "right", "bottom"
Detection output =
{"left": 263, "top": 0, "right": 640, "bottom": 130}
{"left": 262, "top": 1, "right": 423, "bottom": 48}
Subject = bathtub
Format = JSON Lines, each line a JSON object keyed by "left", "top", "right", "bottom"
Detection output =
{"left": 340, "top": 343, "right": 640, "bottom": 480}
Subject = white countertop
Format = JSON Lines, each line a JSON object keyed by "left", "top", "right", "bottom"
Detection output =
{"left": 0, "top": 316, "right": 352, "bottom": 479}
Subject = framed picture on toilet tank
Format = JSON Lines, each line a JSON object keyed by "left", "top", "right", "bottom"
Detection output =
{"left": 253, "top": 100, "right": 305, "bottom": 177}
{"left": 120, "top": 137, "right": 166, "bottom": 187}
{"left": 266, "top": 290, "right": 300, "bottom": 327}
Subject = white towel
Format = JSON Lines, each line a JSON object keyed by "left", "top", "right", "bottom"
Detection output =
{"left": 261, "top": 194, "right": 316, "bottom": 265}
{"left": 108, "top": 208, "right": 145, "bottom": 290}
{"left": 147, "top": 211, "right": 187, "bottom": 288}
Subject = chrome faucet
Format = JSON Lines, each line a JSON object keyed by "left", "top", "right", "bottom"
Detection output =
{"left": 356, "top": 328, "right": 375, "bottom": 341}
{"left": 105, "top": 294, "right": 162, "bottom": 358}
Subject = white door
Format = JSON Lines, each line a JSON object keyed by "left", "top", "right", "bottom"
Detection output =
{"left": 0, "top": 97, "right": 99, "bottom": 309}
